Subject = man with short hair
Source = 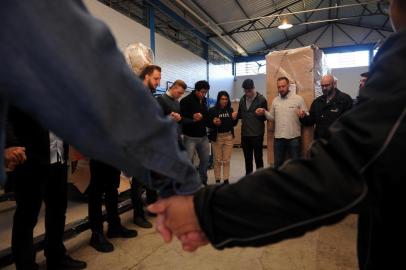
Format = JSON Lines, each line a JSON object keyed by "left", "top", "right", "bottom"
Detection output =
{"left": 261, "top": 77, "right": 307, "bottom": 168}
{"left": 359, "top": 72, "right": 369, "bottom": 90}
{"left": 298, "top": 74, "right": 353, "bottom": 140}
{"left": 138, "top": 65, "right": 161, "bottom": 94}
{"left": 131, "top": 64, "right": 162, "bottom": 228}
{"left": 237, "top": 78, "right": 268, "bottom": 175}
{"left": 180, "top": 80, "right": 210, "bottom": 185}
{"left": 156, "top": 80, "right": 186, "bottom": 129}
{"left": 355, "top": 72, "right": 369, "bottom": 105}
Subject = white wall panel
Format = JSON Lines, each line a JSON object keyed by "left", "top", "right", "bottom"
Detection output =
{"left": 332, "top": 66, "right": 369, "bottom": 98}
{"left": 232, "top": 74, "right": 267, "bottom": 101}
{"left": 83, "top": 0, "right": 150, "bottom": 50}
{"left": 208, "top": 63, "right": 234, "bottom": 103}
{"left": 155, "top": 35, "right": 206, "bottom": 90}
{"left": 84, "top": 0, "right": 206, "bottom": 90}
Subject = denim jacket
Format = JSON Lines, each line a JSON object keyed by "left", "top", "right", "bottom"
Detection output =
{"left": 0, "top": 0, "right": 201, "bottom": 196}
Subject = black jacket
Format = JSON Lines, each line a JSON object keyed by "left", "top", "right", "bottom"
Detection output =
{"left": 6, "top": 106, "right": 69, "bottom": 166}
{"left": 207, "top": 106, "right": 238, "bottom": 141}
{"left": 180, "top": 91, "right": 208, "bottom": 137}
{"left": 194, "top": 29, "right": 406, "bottom": 270}
{"left": 237, "top": 93, "right": 268, "bottom": 137}
{"left": 300, "top": 89, "right": 353, "bottom": 139}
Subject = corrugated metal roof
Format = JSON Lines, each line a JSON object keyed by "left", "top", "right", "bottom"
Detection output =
{"left": 174, "top": 0, "right": 391, "bottom": 56}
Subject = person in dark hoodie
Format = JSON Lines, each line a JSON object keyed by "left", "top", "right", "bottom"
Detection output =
{"left": 180, "top": 80, "right": 210, "bottom": 186}
{"left": 149, "top": 1, "right": 406, "bottom": 270}
{"left": 207, "top": 91, "right": 238, "bottom": 184}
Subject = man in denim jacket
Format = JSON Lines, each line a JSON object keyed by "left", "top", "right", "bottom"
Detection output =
{"left": 0, "top": 1, "right": 201, "bottom": 195}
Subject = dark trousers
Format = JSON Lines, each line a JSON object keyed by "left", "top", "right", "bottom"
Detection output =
{"left": 130, "top": 178, "right": 158, "bottom": 218}
{"left": 273, "top": 137, "right": 301, "bottom": 169}
{"left": 11, "top": 162, "right": 68, "bottom": 270}
{"left": 88, "top": 160, "right": 121, "bottom": 232}
{"left": 241, "top": 135, "right": 264, "bottom": 175}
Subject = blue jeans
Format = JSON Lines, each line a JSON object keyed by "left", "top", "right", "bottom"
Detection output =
{"left": 183, "top": 135, "right": 210, "bottom": 185}
{"left": 274, "top": 137, "right": 301, "bottom": 168}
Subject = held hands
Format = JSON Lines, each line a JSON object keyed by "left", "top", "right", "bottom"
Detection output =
{"left": 147, "top": 195, "right": 209, "bottom": 252}
{"left": 255, "top": 108, "right": 265, "bottom": 116}
{"left": 170, "top": 112, "right": 182, "bottom": 122}
{"left": 193, "top": 113, "right": 203, "bottom": 122}
{"left": 4, "top": 146, "right": 26, "bottom": 171}
{"left": 213, "top": 117, "right": 221, "bottom": 126}
{"left": 296, "top": 108, "right": 306, "bottom": 118}
{"left": 231, "top": 111, "right": 238, "bottom": 120}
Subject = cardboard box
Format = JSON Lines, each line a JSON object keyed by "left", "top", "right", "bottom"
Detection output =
{"left": 266, "top": 45, "right": 328, "bottom": 166}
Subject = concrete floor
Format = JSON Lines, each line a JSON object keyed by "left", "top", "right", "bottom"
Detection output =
{"left": 0, "top": 149, "right": 359, "bottom": 269}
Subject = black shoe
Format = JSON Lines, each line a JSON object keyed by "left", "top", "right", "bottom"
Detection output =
{"left": 215, "top": 180, "right": 220, "bottom": 184}
{"left": 224, "top": 179, "right": 229, "bottom": 184}
{"left": 47, "top": 255, "right": 87, "bottom": 270}
{"left": 90, "top": 232, "right": 114, "bottom": 253}
{"left": 107, "top": 225, "right": 138, "bottom": 238}
{"left": 133, "top": 216, "right": 153, "bottom": 228}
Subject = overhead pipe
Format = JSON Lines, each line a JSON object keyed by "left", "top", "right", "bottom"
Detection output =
{"left": 216, "top": 0, "right": 382, "bottom": 26}
{"left": 175, "top": 0, "right": 247, "bottom": 56}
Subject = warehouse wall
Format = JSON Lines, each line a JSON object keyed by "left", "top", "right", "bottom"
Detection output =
{"left": 331, "top": 66, "right": 369, "bottom": 98}
{"left": 83, "top": 0, "right": 206, "bottom": 91}
{"left": 208, "top": 63, "right": 234, "bottom": 104}
{"left": 232, "top": 65, "right": 367, "bottom": 102}
{"left": 232, "top": 74, "right": 267, "bottom": 101}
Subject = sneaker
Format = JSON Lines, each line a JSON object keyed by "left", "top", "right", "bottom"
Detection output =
{"left": 107, "top": 225, "right": 138, "bottom": 238}
{"left": 89, "top": 232, "right": 114, "bottom": 253}
{"left": 224, "top": 179, "right": 229, "bottom": 184}
{"left": 133, "top": 216, "right": 153, "bottom": 228}
{"left": 47, "top": 255, "right": 87, "bottom": 269}
{"left": 215, "top": 180, "right": 220, "bottom": 184}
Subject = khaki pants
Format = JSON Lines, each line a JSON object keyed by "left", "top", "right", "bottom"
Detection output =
{"left": 212, "top": 132, "right": 233, "bottom": 180}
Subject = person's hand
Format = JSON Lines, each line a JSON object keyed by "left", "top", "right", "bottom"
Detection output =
{"left": 170, "top": 112, "right": 182, "bottom": 122}
{"left": 4, "top": 147, "right": 26, "bottom": 171}
{"left": 148, "top": 196, "right": 209, "bottom": 251}
{"left": 179, "top": 231, "right": 209, "bottom": 252}
{"left": 213, "top": 117, "right": 221, "bottom": 126}
{"left": 255, "top": 108, "right": 265, "bottom": 116}
{"left": 193, "top": 113, "right": 203, "bottom": 122}
{"left": 231, "top": 111, "right": 238, "bottom": 120}
{"left": 296, "top": 108, "right": 306, "bottom": 118}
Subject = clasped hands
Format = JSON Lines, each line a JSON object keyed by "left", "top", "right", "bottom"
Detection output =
{"left": 147, "top": 195, "right": 209, "bottom": 252}
{"left": 4, "top": 146, "right": 26, "bottom": 171}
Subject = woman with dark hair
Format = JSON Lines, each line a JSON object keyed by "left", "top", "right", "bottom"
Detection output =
{"left": 208, "top": 91, "right": 238, "bottom": 184}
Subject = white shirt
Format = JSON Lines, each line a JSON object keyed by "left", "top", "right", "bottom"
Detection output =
{"left": 49, "top": 132, "right": 64, "bottom": 164}
{"left": 265, "top": 91, "right": 307, "bottom": 139}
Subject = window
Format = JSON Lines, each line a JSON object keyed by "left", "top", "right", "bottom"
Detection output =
{"left": 325, "top": 50, "right": 369, "bottom": 69}
{"left": 236, "top": 60, "right": 266, "bottom": 76}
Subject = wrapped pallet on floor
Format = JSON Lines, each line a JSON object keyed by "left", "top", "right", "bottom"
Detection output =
{"left": 266, "top": 45, "right": 329, "bottom": 166}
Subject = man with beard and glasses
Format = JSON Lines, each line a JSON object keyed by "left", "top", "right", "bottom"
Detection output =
{"left": 297, "top": 74, "right": 353, "bottom": 140}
